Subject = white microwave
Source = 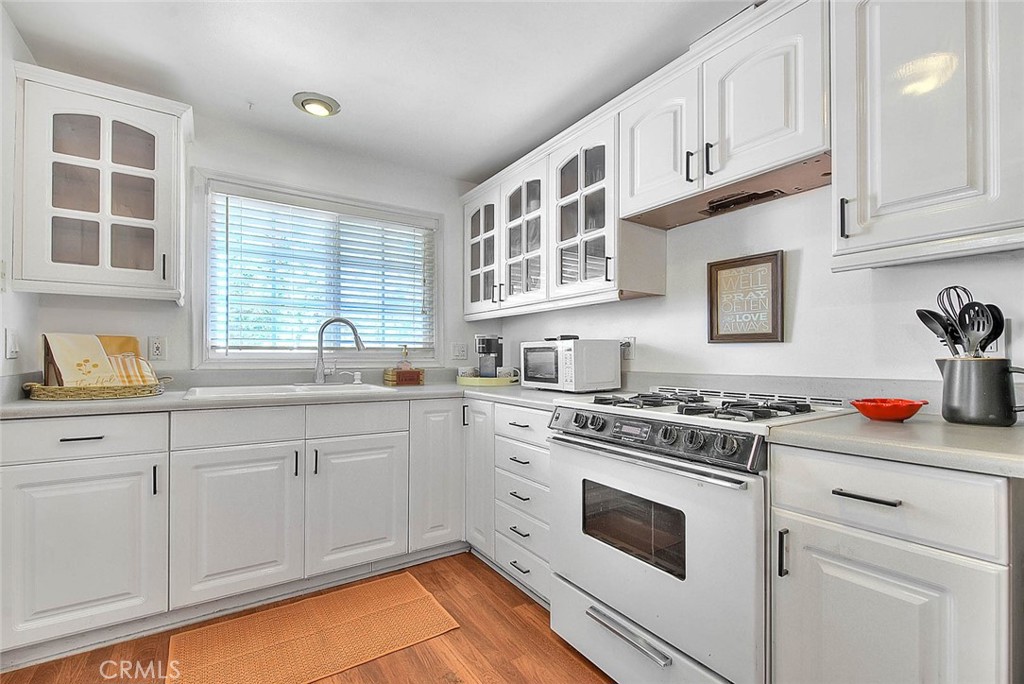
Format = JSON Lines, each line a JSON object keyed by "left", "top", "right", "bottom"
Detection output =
{"left": 520, "top": 339, "right": 621, "bottom": 392}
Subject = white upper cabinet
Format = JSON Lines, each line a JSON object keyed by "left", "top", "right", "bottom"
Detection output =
{"left": 831, "top": 0, "right": 1024, "bottom": 270}
{"left": 702, "top": 0, "right": 828, "bottom": 187}
{"left": 14, "top": 64, "right": 191, "bottom": 303}
{"left": 618, "top": 66, "right": 702, "bottom": 218}
{"left": 499, "top": 158, "right": 548, "bottom": 308}
{"left": 463, "top": 187, "right": 501, "bottom": 316}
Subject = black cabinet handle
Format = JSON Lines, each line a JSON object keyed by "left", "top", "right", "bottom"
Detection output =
{"left": 509, "top": 525, "right": 530, "bottom": 538}
{"left": 509, "top": 456, "right": 531, "bottom": 465}
{"left": 491, "top": 284, "right": 498, "bottom": 304}
{"left": 685, "top": 150, "right": 695, "bottom": 182}
{"left": 508, "top": 421, "right": 530, "bottom": 428}
{"left": 462, "top": 404, "right": 469, "bottom": 427}
{"left": 59, "top": 435, "right": 105, "bottom": 443}
{"left": 498, "top": 283, "right": 506, "bottom": 302}
{"left": 509, "top": 560, "right": 531, "bottom": 575}
{"left": 294, "top": 450, "right": 299, "bottom": 477}
{"left": 509, "top": 491, "right": 531, "bottom": 502}
{"left": 161, "top": 254, "right": 167, "bottom": 280}
{"left": 831, "top": 488, "right": 902, "bottom": 508}
{"left": 839, "top": 197, "right": 850, "bottom": 239}
{"left": 778, "top": 528, "right": 789, "bottom": 577}
{"left": 314, "top": 449, "right": 319, "bottom": 475}
{"left": 604, "top": 256, "right": 612, "bottom": 282}
{"left": 152, "top": 465, "right": 158, "bottom": 496}
{"left": 704, "top": 142, "right": 715, "bottom": 176}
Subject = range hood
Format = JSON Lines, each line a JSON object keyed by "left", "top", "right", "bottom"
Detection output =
{"left": 624, "top": 152, "right": 831, "bottom": 230}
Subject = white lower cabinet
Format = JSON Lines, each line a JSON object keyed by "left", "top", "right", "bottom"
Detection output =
{"left": 1, "top": 453, "right": 168, "bottom": 648}
{"left": 304, "top": 433, "right": 409, "bottom": 576}
{"left": 409, "top": 399, "right": 466, "bottom": 552}
{"left": 169, "top": 442, "right": 305, "bottom": 608}
{"left": 465, "top": 399, "right": 496, "bottom": 558}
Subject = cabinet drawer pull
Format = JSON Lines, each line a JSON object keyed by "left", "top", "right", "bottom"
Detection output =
{"left": 685, "top": 150, "right": 695, "bottom": 183}
{"left": 59, "top": 435, "right": 105, "bottom": 443}
{"left": 831, "top": 488, "right": 902, "bottom": 508}
{"left": 509, "top": 525, "right": 530, "bottom": 538}
{"left": 294, "top": 451, "right": 299, "bottom": 477}
{"left": 152, "top": 465, "right": 158, "bottom": 496}
{"left": 509, "top": 559, "right": 531, "bottom": 575}
{"left": 509, "top": 491, "right": 531, "bottom": 502}
{"left": 704, "top": 142, "right": 715, "bottom": 176}
{"left": 462, "top": 404, "right": 469, "bottom": 427}
{"left": 161, "top": 253, "right": 167, "bottom": 280}
{"left": 777, "top": 528, "right": 789, "bottom": 577}
{"left": 839, "top": 197, "right": 849, "bottom": 239}
{"left": 507, "top": 421, "right": 531, "bottom": 429}
{"left": 509, "top": 456, "right": 531, "bottom": 465}
{"left": 314, "top": 449, "right": 319, "bottom": 475}
{"left": 586, "top": 606, "right": 672, "bottom": 668}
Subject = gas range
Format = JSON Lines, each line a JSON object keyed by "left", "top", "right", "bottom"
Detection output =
{"left": 549, "top": 386, "right": 850, "bottom": 472}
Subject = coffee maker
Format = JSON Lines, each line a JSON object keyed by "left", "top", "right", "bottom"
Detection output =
{"left": 475, "top": 334, "right": 503, "bottom": 378}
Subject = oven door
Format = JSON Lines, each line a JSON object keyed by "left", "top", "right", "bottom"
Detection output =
{"left": 549, "top": 435, "right": 765, "bottom": 684}
{"left": 520, "top": 343, "right": 562, "bottom": 388}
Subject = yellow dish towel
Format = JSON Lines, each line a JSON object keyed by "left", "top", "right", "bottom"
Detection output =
{"left": 43, "top": 333, "right": 121, "bottom": 387}
{"left": 97, "top": 334, "right": 143, "bottom": 357}
{"left": 107, "top": 353, "right": 158, "bottom": 385}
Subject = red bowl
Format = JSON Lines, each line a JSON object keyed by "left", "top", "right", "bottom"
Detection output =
{"left": 850, "top": 398, "right": 928, "bottom": 422}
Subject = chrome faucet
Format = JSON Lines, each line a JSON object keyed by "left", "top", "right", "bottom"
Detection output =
{"left": 314, "top": 317, "right": 366, "bottom": 384}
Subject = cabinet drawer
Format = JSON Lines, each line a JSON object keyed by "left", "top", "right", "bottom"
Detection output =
{"left": 771, "top": 445, "right": 1009, "bottom": 563}
{"left": 494, "top": 533, "right": 550, "bottom": 600}
{"left": 550, "top": 576, "right": 727, "bottom": 684}
{"left": 495, "top": 467, "right": 549, "bottom": 522}
{"left": 495, "top": 500, "right": 550, "bottom": 561}
{"left": 171, "top": 407, "right": 304, "bottom": 450}
{"left": 306, "top": 401, "right": 409, "bottom": 439}
{"left": 494, "top": 403, "right": 551, "bottom": 447}
{"left": 494, "top": 436, "right": 550, "bottom": 486}
{"left": 2, "top": 413, "right": 169, "bottom": 465}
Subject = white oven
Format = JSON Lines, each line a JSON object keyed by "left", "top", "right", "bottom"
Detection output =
{"left": 520, "top": 339, "right": 620, "bottom": 392}
{"left": 548, "top": 434, "right": 766, "bottom": 683}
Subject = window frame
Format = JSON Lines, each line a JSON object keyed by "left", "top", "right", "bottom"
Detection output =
{"left": 190, "top": 169, "right": 445, "bottom": 370}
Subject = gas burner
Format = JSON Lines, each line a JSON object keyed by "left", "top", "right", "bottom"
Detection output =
{"left": 624, "top": 393, "right": 669, "bottom": 408}
{"left": 721, "top": 399, "right": 813, "bottom": 416}
{"left": 679, "top": 405, "right": 718, "bottom": 416}
{"left": 714, "top": 408, "right": 776, "bottom": 422}
{"left": 663, "top": 393, "right": 707, "bottom": 405}
{"left": 593, "top": 395, "right": 625, "bottom": 405}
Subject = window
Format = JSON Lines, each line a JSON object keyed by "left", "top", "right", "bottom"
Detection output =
{"left": 200, "top": 177, "right": 439, "bottom": 366}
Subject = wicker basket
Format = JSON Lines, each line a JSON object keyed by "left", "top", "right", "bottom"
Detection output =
{"left": 22, "top": 382, "right": 165, "bottom": 401}
{"left": 383, "top": 368, "right": 425, "bottom": 386}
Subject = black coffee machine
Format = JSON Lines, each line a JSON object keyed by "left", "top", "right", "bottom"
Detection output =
{"left": 475, "top": 334, "right": 503, "bottom": 378}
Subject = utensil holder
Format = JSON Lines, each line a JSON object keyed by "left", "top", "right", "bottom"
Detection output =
{"left": 937, "top": 357, "right": 1024, "bottom": 427}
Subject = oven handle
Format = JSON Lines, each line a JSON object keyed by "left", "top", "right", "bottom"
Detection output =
{"left": 585, "top": 606, "right": 673, "bottom": 668}
{"left": 549, "top": 435, "right": 749, "bottom": 490}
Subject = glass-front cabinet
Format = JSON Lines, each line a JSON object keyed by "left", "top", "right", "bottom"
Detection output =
{"left": 463, "top": 187, "right": 501, "bottom": 316}
{"left": 499, "top": 158, "right": 548, "bottom": 308}
{"left": 15, "top": 64, "right": 191, "bottom": 302}
{"left": 548, "top": 117, "right": 616, "bottom": 300}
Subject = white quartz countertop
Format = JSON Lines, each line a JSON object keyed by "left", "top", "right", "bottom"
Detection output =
{"left": 769, "top": 412, "right": 1024, "bottom": 478}
{"left": 0, "top": 382, "right": 583, "bottom": 420}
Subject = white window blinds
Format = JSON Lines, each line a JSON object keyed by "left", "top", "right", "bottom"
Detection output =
{"left": 207, "top": 183, "right": 436, "bottom": 355}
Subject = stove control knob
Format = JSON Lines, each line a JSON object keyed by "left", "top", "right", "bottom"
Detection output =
{"left": 588, "top": 414, "right": 607, "bottom": 431}
{"left": 683, "top": 430, "right": 705, "bottom": 450}
{"left": 572, "top": 412, "right": 590, "bottom": 430}
{"left": 656, "top": 426, "right": 678, "bottom": 445}
{"left": 714, "top": 434, "right": 739, "bottom": 457}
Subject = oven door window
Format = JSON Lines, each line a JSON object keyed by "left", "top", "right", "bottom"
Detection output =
{"left": 582, "top": 480, "right": 685, "bottom": 579}
{"left": 523, "top": 347, "right": 558, "bottom": 384}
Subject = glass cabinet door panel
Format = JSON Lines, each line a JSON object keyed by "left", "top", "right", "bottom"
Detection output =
{"left": 111, "top": 121, "right": 156, "bottom": 170}
{"left": 584, "top": 189, "right": 606, "bottom": 232}
{"left": 470, "top": 241, "right": 481, "bottom": 270}
{"left": 111, "top": 173, "right": 155, "bottom": 220}
{"left": 584, "top": 236, "right": 606, "bottom": 280}
{"left": 508, "top": 223, "right": 522, "bottom": 258}
{"left": 483, "top": 235, "right": 494, "bottom": 266}
{"left": 508, "top": 261, "right": 523, "bottom": 296}
{"left": 51, "top": 217, "right": 99, "bottom": 265}
{"left": 483, "top": 269, "right": 495, "bottom": 301}
{"left": 483, "top": 204, "right": 495, "bottom": 232}
{"left": 508, "top": 187, "right": 523, "bottom": 222}
{"left": 525, "top": 179, "right": 542, "bottom": 213}
{"left": 584, "top": 145, "right": 606, "bottom": 187}
{"left": 559, "top": 244, "right": 579, "bottom": 284}
{"left": 560, "top": 155, "right": 579, "bottom": 199}
{"left": 52, "top": 114, "right": 100, "bottom": 160}
{"left": 52, "top": 162, "right": 100, "bottom": 213}
{"left": 470, "top": 273, "right": 481, "bottom": 303}
{"left": 526, "top": 256, "right": 541, "bottom": 291}
{"left": 560, "top": 201, "right": 578, "bottom": 241}
{"left": 525, "top": 217, "right": 541, "bottom": 252}
{"left": 110, "top": 224, "right": 155, "bottom": 271}
{"left": 471, "top": 209, "right": 481, "bottom": 238}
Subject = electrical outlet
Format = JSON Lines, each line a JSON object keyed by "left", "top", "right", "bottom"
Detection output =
{"left": 621, "top": 336, "right": 636, "bottom": 361}
{"left": 451, "top": 343, "right": 468, "bottom": 360}
{"left": 4, "top": 328, "right": 19, "bottom": 360}
{"left": 148, "top": 336, "right": 167, "bottom": 361}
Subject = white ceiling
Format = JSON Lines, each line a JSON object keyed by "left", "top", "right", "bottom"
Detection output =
{"left": 5, "top": 1, "right": 747, "bottom": 183}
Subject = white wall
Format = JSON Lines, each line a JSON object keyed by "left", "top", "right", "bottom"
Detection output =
{"left": 502, "top": 187, "right": 1024, "bottom": 382}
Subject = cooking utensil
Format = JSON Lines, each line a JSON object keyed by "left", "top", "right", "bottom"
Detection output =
{"left": 957, "top": 301, "right": 993, "bottom": 357}
{"left": 916, "top": 309, "right": 961, "bottom": 356}
{"left": 937, "top": 285, "right": 973, "bottom": 339}
{"left": 980, "top": 304, "right": 1004, "bottom": 354}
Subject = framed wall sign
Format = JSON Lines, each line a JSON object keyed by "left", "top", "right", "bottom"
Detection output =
{"left": 707, "top": 250, "right": 784, "bottom": 343}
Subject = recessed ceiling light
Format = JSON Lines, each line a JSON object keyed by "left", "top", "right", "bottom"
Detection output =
{"left": 292, "top": 91, "right": 341, "bottom": 117}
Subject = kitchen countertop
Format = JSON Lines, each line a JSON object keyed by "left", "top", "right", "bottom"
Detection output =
{"left": 0, "top": 382, "right": 589, "bottom": 420}
{"left": 770, "top": 412, "right": 1024, "bottom": 478}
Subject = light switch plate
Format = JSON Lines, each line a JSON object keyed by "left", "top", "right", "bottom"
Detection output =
{"left": 451, "top": 343, "right": 468, "bottom": 360}
{"left": 4, "top": 328, "right": 19, "bottom": 360}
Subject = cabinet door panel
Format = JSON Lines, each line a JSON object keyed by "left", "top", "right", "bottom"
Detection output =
{"left": 500, "top": 158, "right": 548, "bottom": 307}
{"left": 464, "top": 399, "right": 495, "bottom": 558}
{"left": 2, "top": 453, "right": 167, "bottom": 647}
{"left": 305, "top": 433, "right": 409, "bottom": 575}
{"left": 464, "top": 188, "right": 501, "bottom": 315}
{"left": 409, "top": 400, "right": 465, "bottom": 551}
{"left": 170, "top": 442, "right": 304, "bottom": 608}
{"left": 772, "top": 510, "right": 1009, "bottom": 683}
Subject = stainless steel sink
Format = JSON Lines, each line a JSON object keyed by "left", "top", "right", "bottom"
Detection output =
{"left": 182, "top": 383, "right": 397, "bottom": 400}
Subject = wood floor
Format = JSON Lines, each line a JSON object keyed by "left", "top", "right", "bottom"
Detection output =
{"left": 0, "top": 552, "right": 612, "bottom": 684}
